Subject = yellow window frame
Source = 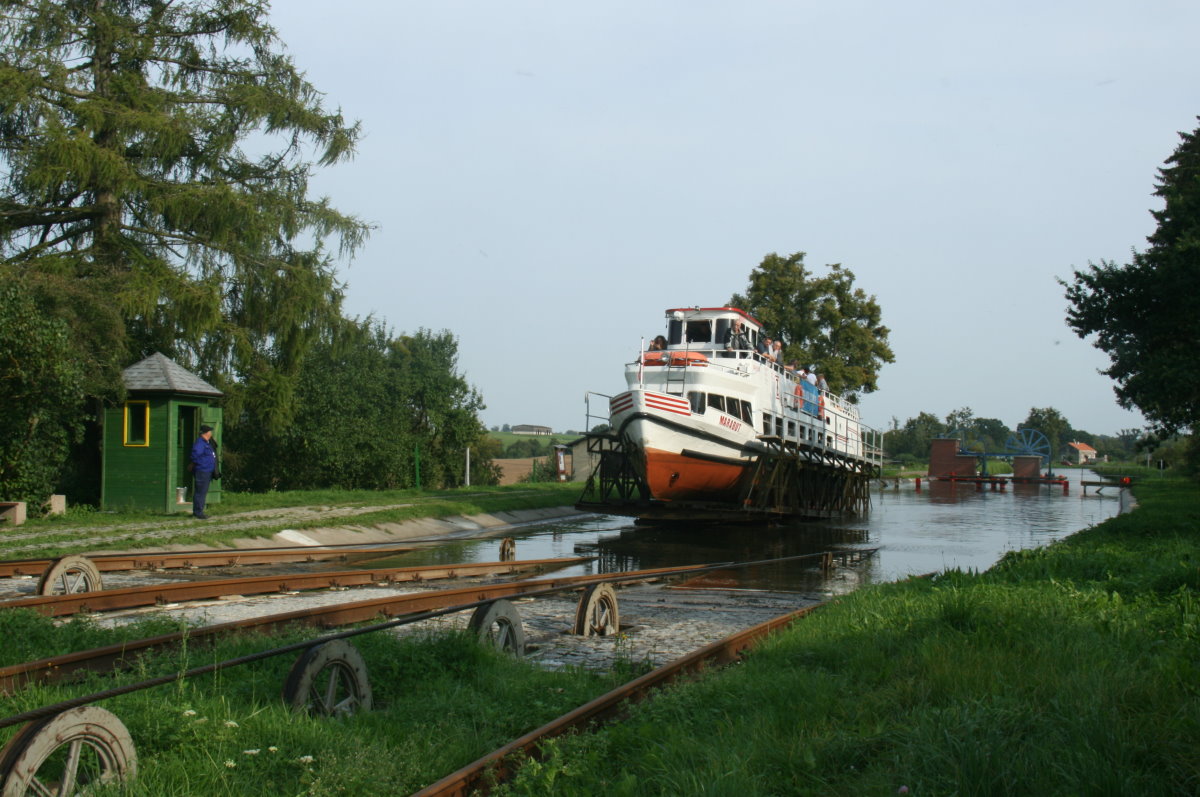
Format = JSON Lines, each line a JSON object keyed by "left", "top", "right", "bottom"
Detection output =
{"left": 123, "top": 401, "right": 150, "bottom": 447}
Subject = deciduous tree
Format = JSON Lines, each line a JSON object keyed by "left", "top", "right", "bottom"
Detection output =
{"left": 226, "top": 320, "right": 498, "bottom": 491}
{"left": 1019, "top": 407, "right": 1070, "bottom": 459}
{"left": 1063, "top": 119, "right": 1200, "bottom": 440}
{"left": 0, "top": 281, "right": 85, "bottom": 503}
{"left": 729, "top": 252, "right": 893, "bottom": 397}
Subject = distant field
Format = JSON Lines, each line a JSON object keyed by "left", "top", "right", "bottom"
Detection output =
{"left": 486, "top": 430, "right": 581, "bottom": 448}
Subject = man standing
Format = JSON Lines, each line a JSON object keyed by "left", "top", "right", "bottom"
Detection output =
{"left": 191, "top": 424, "right": 218, "bottom": 519}
{"left": 724, "top": 318, "right": 751, "bottom": 355}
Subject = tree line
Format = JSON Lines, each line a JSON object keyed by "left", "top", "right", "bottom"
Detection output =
{"left": 883, "top": 406, "right": 1147, "bottom": 465}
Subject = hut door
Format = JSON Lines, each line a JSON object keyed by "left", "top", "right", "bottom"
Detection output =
{"left": 177, "top": 406, "right": 198, "bottom": 493}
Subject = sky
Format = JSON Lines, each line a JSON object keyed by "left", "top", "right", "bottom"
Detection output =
{"left": 266, "top": 1, "right": 1198, "bottom": 438}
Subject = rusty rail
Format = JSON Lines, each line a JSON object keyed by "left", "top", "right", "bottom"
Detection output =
{"left": 0, "top": 542, "right": 423, "bottom": 578}
{"left": 412, "top": 603, "right": 825, "bottom": 796}
{"left": 0, "top": 550, "right": 875, "bottom": 695}
{"left": 0, "top": 563, "right": 713, "bottom": 694}
{"left": 0, "top": 557, "right": 591, "bottom": 617}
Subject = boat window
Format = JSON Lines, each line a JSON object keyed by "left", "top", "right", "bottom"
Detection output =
{"left": 707, "top": 393, "right": 725, "bottom": 413}
{"left": 688, "top": 392, "right": 706, "bottom": 415}
{"left": 740, "top": 400, "right": 753, "bottom": 423}
{"left": 668, "top": 319, "right": 684, "bottom": 346}
{"left": 787, "top": 420, "right": 796, "bottom": 438}
{"left": 714, "top": 319, "right": 731, "bottom": 348}
{"left": 685, "top": 319, "right": 713, "bottom": 343}
{"left": 776, "top": 417, "right": 784, "bottom": 437}
{"left": 762, "top": 413, "right": 772, "bottom": 435}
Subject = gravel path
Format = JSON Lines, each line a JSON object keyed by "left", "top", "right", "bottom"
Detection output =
{"left": 91, "top": 577, "right": 824, "bottom": 672}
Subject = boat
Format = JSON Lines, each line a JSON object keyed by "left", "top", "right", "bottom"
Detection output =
{"left": 576, "top": 306, "right": 883, "bottom": 522}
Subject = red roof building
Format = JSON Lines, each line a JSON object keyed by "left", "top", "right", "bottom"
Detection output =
{"left": 1067, "top": 441, "right": 1098, "bottom": 464}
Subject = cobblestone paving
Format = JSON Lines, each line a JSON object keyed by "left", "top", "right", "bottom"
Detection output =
{"left": 92, "top": 577, "right": 825, "bottom": 672}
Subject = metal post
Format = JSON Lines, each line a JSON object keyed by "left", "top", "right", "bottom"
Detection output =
{"left": 414, "top": 445, "right": 421, "bottom": 491}
{"left": 465, "top": 447, "right": 471, "bottom": 487}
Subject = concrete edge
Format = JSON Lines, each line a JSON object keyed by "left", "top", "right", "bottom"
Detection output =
{"left": 226, "top": 505, "right": 588, "bottom": 548}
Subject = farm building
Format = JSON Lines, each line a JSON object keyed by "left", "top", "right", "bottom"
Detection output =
{"left": 512, "top": 424, "right": 553, "bottom": 436}
{"left": 1066, "top": 441, "right": 1098, "bottom": 464}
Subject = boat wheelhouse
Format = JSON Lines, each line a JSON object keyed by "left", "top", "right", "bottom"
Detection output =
{"left": 577, "top": 306, "right": 883, "bottom": 522}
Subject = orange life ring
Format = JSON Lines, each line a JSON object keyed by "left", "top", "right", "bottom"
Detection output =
{"left": 642, "top": 351, "right": 667, "bottom": 366}
{"left": 818, "top": 394, "right": 826, "bottom": 420}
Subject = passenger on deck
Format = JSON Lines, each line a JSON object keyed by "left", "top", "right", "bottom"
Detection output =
{"left": 816, "top": 373, "right": 829, "bottom": 391}
{"left": 806, "top": 366, "right": 818, "bottom": 386}
{"left": 756, "top": 336, "right": 772, "bottom": 360}
{"left": 648, "top": 335, "right": 667, "bottom": 351}
{"left": 724, "top": 319, "right": 752, "bottom": 356}
{"left": 770, "top": 340, "right": 783, "bottom": 363}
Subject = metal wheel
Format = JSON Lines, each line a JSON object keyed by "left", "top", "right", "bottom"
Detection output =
{"left": 1005, "top": 428, "right": 1051, "bottom": 463}
{"left": 37, "top": 556, "right": 102, "bottom": 596}
{"left": 468, "top": 600, "right": 525, "bottom": 656}
{"left": 573, "top": 583, "right": 620, "bottom": 636}
{"left": 499, "top": 537, "right": 516, "bottom": 561}
{"left": 0, "top": 706, "right": 137, "bottom": 796}
{"left": 282, "top": 639, "right": 372, "bottom": 717}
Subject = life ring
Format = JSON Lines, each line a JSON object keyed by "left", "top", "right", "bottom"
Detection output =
{"left": 642, "top": 351, "right": 667, "bottom": 366}
{"left": 818, "top": 394, "right": 826, "bottom": 421}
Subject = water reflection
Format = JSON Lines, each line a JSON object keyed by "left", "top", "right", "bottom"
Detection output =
{"left": 368, "top": 469, "right": 1121, "bottom": 594}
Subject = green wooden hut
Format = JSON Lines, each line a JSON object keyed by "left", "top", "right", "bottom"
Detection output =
{"left": 102, "top": 353, "right": 223, "bottom": 513}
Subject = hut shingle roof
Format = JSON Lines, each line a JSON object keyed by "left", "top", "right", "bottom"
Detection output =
{"left": 123, "top": 353, "right": 223, "bottom": 397}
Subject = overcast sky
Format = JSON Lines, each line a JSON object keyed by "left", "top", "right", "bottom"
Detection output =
{"left": 268, "top": 1, "right": 1197, "bottom": 438}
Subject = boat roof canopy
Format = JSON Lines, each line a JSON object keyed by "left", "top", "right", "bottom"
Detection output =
{"left": 664, "top": 306, "right": 762, "bottom": 330}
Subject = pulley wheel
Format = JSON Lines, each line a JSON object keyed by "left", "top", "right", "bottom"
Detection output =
{"left": 572, "top": 583, "right": 620, "bottom": 637}
{"left": 499, "top": 537, "right": 516, "bottom": 561}
{"left": 282, "top": 639, "right": 373, "bottom": 717}
{"left": 0, "top": 706, "right": 137, "bottom": 796}
{"left": 37, "top": 556, "right": 102, "bottom": 596}
{"left": 468, "top": 600, "right": 525, "bottom": 656}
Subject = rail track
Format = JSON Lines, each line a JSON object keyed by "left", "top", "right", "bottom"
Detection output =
{"left": 1, "top": 557, "right": 588, "bottom": 618}
{"left": 0, "top": 548, "right": 876, "bottom": 794}
{"left": 0, "top": 541, "right": 425, "bottom": 580}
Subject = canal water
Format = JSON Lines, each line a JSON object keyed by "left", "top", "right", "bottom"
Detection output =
{"left": 374, "top": 468, "right": 1122, "bottom": 595}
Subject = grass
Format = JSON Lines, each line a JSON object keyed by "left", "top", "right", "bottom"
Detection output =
{"left": 490, "top": 476, "right": 1200, "bottom": 796}
{"left": 488, "top": 430, "right": 580, "bottom": 448}
{"left": 3, "top": 468, "right": 1194, "bottom": 794}
{"left": 4, "top": 482, "right": 583, "bottom": 558}
{"left": 0, "top": 612, "right": 624, "bottom": 796}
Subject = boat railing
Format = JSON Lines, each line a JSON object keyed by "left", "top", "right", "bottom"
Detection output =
{"left": 629, "top": 344, "right": 880, "bottom": 468}
{"left": 583, "top": 391, "right": 613, "bottom": 436}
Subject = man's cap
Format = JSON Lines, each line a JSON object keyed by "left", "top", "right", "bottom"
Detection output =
{"left": 199, "top": 424, "right": 213, "bottom": 433}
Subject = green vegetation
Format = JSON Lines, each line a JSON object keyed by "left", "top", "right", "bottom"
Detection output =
{"left": 0, "top": 615, "right": 623, "bottom": 796}
{"left": 728, "top": 251, "right": 894, "bottom": 397}
{"left": 0, "top": 477, "right": 1194, "bottom": 795}
{"left": 491, "top": 475, "right": 1200, "bottom": 795}
{"left": 884, "top": 405, "right": 1145, "bottom": 464}
{"left": 488, "top": 431, "right": 574, "bottom": 458}
{"left": 0, "top": 1, "right": 500, "bottom": 508}
{"left": 6, "top": 483, "right": 581, "bottom": 558}
{"left": 1064, "top": 117, "right": 1200, "bottom": 453}
{"left": 227, "top": 321, "right": 501, "bottom": 492}
{"left": 0, "top": 0, "right": 367, "bottom": 431}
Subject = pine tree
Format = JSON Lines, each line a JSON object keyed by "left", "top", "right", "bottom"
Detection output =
{"left": 0, "top": 0, "right": 369, "bottom": 428}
